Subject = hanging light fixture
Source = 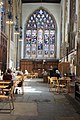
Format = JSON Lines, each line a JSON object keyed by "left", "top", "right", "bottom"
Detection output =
{"left": 18, "top": 32, "right": 22, "bottom": 41}
{"left": 14, "top": 24, "right": 19, "bottom": 34}
{"left": 6, "top": 0, "right": 13, "bottom": 24}
{"left": 18, "top": 26, "right": 22, "bottom": 41}
{"left": 6, "top": 11, "right": 13, "bottom": 24}
{"left": 14, "top": 16, "right": 19, "bottom": 34}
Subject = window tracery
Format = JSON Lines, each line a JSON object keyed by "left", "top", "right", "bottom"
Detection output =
{"left": 25, "top": 8, "right": 56, "bottom": 59}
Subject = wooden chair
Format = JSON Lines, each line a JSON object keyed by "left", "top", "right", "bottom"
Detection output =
{"left": 49, "top": 77, "right": 58, "bottom": 91}
{"left": 0, "top": 85, "right": 14, "bottom": 113}
{"left": 34, "top": 73, "right": 38, "bottom": 78}
{"left": 56, "top": 77, "right": 67, "bottom": 93}
{"left": 26, "top": 73, "right": 31, "bottom": 78}
{"left": 14, "top": 75, "right": 24, "bottom": 95}
{"left": 48, "top": 76, "right": 50, "bottom": 84}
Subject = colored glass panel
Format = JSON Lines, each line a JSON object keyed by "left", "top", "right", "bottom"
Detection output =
{"left": 25, "top": 8, "right": 56, "bottom": 59}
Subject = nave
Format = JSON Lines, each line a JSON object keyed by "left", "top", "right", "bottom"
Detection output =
{"left": 0, "top": 78, "right": 80, "bottom": 120}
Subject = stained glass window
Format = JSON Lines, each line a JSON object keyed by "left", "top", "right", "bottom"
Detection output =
{"left": 25, "top": 8, "right": 56, "bottom": 59}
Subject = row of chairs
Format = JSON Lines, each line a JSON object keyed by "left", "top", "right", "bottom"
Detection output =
{"left": 48, "top": 76, "right": 67, "bottom": 93}
{"left": 25, "top": 72, "right": 38, "bottom": 78}
{"left": 0, "top": 83, "right": 14, "bottom": 113}
{"left": 0, "top": 75, "right": 25, "bottom": 113}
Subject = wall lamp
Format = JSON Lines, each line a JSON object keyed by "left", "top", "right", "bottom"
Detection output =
{"left": 6, "top": 11, "right": 13, "bottom": 24}
{"left": 14, "top": 16, "right": 20, "bottom": 34}
{"left": 14, "top": 24, "right": 19, "bottom": 34}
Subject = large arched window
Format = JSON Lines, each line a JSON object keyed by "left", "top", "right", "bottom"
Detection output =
{"left": 24, "top": 7, "right": 57, "bottom": 59}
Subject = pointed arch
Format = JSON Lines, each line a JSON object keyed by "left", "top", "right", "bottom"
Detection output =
{"left": 24, "top": 7, "right": 57, "bottom": 59}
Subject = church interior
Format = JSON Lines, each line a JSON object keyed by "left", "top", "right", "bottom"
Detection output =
{"left": 0, "top": 0, "right": 80, "bottom": 120}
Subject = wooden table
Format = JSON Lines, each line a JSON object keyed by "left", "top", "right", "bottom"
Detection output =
{"left": 58, "top": 77, "right": 71, "bottom": 93}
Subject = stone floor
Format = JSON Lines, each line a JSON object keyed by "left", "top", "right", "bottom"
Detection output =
{"left": 0, "top": 78, "right": 80, "bottom": 120}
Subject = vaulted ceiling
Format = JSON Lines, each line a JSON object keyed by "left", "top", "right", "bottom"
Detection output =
{"left": 22, "top": 0, "right": 61, "bottom": 3}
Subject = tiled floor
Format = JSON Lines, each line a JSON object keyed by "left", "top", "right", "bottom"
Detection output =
{"left": 0, "top": 78, "right": 80, "bottom": 120}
